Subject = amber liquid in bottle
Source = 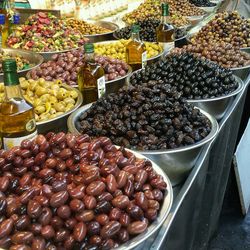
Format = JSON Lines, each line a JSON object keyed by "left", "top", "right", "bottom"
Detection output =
{"left": 77, "top": 44, "right": 105, "bottom": 105}
{"left": 156, "top": 3, "right": 175, "bottom": 51}
{"left": 126, "top": 26, "right": 147, "bottom": 71}
{"left": 0, "top": 59, "right": 37, "bottom": 150}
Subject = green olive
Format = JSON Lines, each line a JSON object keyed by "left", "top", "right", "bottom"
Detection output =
{"left": 69, "top": 90, "right": 78, "bottom": 99}
{"left": 33, "top": 99, "right": 42, "bottom": 107}
{"left": 54, "top": 102, "right": 66, "bottom": 112}
{"left": 66, "top": 103, "right": 75, "bottom": 111}
{"left": 35, "top": 86, "right": 47, "bottom": 96}
{"left": 39, "top": 94, "right": 51, "bottom": 103}
{"left": 48, "top": 96, "right": 58, "bottom": 106}
{"left": 35, "top": 105, "right": 46, "bottom": 114}
{"left": 64, "top": 97, "right": 75, "bottom": 105}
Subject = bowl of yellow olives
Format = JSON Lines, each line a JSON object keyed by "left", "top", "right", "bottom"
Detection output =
{"left": 94, "top": 39, "right": 164, "bottom": 64}
{"left": 0, "top": 78, "right": 83, "bottom": 134}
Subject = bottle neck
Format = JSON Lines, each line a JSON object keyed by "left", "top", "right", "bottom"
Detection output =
{"left": 4, "top": 85, "right": 23, "bottom": 100}
{"left": 131, "top": 32, "right": 140, "bottom": 41}
{"left": 85, "top": 52, "right": 95, "bottom": 63}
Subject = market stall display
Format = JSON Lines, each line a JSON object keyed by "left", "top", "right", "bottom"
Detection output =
{"left": 7, "top": 12, "right": 87, "bottom": 52}
{"left": 0, "top": 77, "right": 82, "bottom": 123}
{"left": 27, "top": 49, "right": 131, "bottom": 86}
{"left": 94, "top": 40, "right": 163, "bottom": 62}
{"left": 0, "top": 133, "right": 172, "bottom": 249}
{"left": 190, "top": 11, "right": 250, "bottom": 48}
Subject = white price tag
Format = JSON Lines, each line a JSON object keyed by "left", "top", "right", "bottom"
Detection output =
{"left": 97, "top": 76, "right": 106, "bottom": 99}
{"left": 142, "top": 51, "right": 147, "bottom": 69}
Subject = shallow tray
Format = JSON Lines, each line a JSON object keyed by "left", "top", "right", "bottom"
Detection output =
{"left": 0, "top": 48, "right": 43, "bottom": 82}
{"left": 187, "top": 76, "right": 244, "bottom": 120}
{"left": 67, "top": 105, "right": 219, "bottom": 186}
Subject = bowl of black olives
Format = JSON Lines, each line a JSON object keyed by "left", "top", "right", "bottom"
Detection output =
{"left": 68, "top": 84, "right": 219, "bottom": 186}
{"left": 129, "top": 53, "right": 244, "bottom": 120}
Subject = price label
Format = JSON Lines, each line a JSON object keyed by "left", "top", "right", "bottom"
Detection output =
{"left": 142, "top": 51, "right": 147, "bottom": 69}
{"left": 97, "top": 76, "right": 106, "bottom": 99}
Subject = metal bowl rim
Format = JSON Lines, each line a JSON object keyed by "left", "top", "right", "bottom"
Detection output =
{"left": 187, "top": 76, "right": 244, "bottom": 103}
{"left": 37, "top": 84, "right": 83, "bottom": 126}
{"left": 113, "top": 149, "right": 173, "bottom": 250}
{"left": 67, "top": 104, "right": 219, "bottom": 155}
{"left": 94, "top": 40, "right": 164, "bottom": 61}
{"left": 39, "top": 47, "right": 81, "bottom": 55}
{"left": 0, "top": 48, "right": 44, "bottom": 75}
{"left": 84, "top": 21, "right": 119, "bottom": 37}
{"left": 185, "top": 15, "right": 206, "bottom": 19}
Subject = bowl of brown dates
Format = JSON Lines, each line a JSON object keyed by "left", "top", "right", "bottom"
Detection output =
{"left": 0, "top": 133, "right": 173, "bottom": 249}
{"left": 68, "top": 83, "right": 219, "bottom": 185}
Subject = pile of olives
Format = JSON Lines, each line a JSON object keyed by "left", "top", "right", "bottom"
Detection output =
{"left": 191, "top": 11, "right": 250, "bottom": 48}
{"left": 77, "top": 83, "right": 211, "bottom": 150}
{"left": 171, "top": 42, "right": 250, "bottom": 68}
{"left": 129, "top": 53, "right": 239, "bottom": 99}
{"left": 115, "top": 19, "right": 187, "bottom": 42}
{"left": 189, "top": 0, "right": 216, "bottom": 7}
{"left": 0, "top": 78, "right": 79, "bottom": 122}
{"left": 94, "top": 40, "right": 162, "bottom": 62}
{"left": 28, "top": 49, "right": 130, "bottom": 85}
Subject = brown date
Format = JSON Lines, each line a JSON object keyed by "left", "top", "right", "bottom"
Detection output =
{"left": 86, "top": 181, "right": 106, "bottom": 196}
{"left": 73, "top": 222, "right": 87, "bottom": 242}
{"left": 49, "top": 191, "right": 69, "bottom": 208}
{"left": 106, "top": 174, "right": 117, "bottom": 193}
{"left": 127, "top": 221, "right": 148, "bottom": 235}
{"left": 11, "top": 231, "right": 34, "bottom": 244}
{"left": 112, "top": 195, "right": 129, "bottom": 209}
{"left": 0, "top": 218, "right": 14, "bottom": 238}
{"left": 100, "top": 221, "right": 121, "bottom": 239}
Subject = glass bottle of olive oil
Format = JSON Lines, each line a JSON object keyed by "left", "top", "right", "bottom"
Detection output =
{"left": 0, "top": 14, "right": 8, "bottom": 48}
{"left": 77, "top": 43, "right": 106, "bottom": 105}
{"left": 126, "top": 25, "right": 147, "bottom": 71}
{"left": 0, "top": 59, "right": 37, "bottom": 150}
{"left": 156, "top": 3, "right": 175, "bottom": 52}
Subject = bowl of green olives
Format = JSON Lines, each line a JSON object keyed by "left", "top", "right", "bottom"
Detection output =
{"left": 1, "top": 78, "right": 83, "bottom": 134}
{"left": 0, "top": 48, "right": 44, "bottom": 82}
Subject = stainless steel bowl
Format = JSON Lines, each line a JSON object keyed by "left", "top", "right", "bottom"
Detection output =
{"left": 0, "top": 48, "right": 44, "bottom": 82}
{"left": 84, "top": 21, "right": 119, "bottom": 43}
{"left": 37, "top": 84, "right": 83, "bottom": 134}
{"left": 94, "top": 40, "right": 164, "bottom": 65}
{"left": 187, "top": 76, "right": 244, "bottom": 120}
{"left": 185, "top": 15, "right": 205, "bottom": 26}
{"left": 39, "top": 47, "right": 80, "bottom": 62}
{"left": 67, "top": 104, "right": 219, "bottom": 186}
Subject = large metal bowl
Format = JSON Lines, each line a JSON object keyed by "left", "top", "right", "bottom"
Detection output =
{"left": 37, "top": 84, "right": 83, "bottom": 134}
{"left": 198, "top": 6, "right": 217, "bottom": 13}
{"left": 187, "top": 76, "right": 244, "bottom": 120}
{"left": 84, "top": 21, "right": 119, "bottom": 43}
{"left": 67, "top": 104, "right": 219, "bottom": 186}
{"left": 115, "top": 150, "right": 173, "bottom": 250}
{"left": 94, "top": 40, "right": 164, "bottom": 65}
{"left": 0, "top": 48, "right": 44, "bottom": 82}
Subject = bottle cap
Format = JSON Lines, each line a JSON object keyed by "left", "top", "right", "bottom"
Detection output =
{"left": 162, "top": 3, "right": 169, "bottom": 15}
{"left": 84, "top": 43, "right": 94, "bottom": 53}
{"left": 2, "top": 59, "right": 17, "bottom": 72}
{"left": 13, "top": 14, "right": 21, "bottom": 24}
{"left": 0, "top": 14, "right": 5, "bottom": 25}
{"left": 131, "top": 25, "right": 140, "bottom": 33}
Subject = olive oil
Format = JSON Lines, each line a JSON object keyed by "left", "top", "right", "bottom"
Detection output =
{"left": 126, "top": 25, "right": 147, "bottom": 71}
{"left": 77, "top": 43, "right": 106, "bottom": 105}
{"left": 156, "top": 3, "right": 175, "bottom": 52}
{"left": 0, "top": 59, "right": 37, "bottom": 150}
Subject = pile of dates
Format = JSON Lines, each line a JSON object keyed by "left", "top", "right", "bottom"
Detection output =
{"left": 7, "top": 12, "right": 86, "bottom": 52}
{"left": 171, "top": 42, "right": 250, "bottom": 68}
{"left": 0, "top": 51, "right": 33, "bottom": 73}
{"left": 191, "top": 11, "right": 250, "bottom": 48}
{"left": 0, "top": 133, "right": 167, "bottom": 249}
{"left": 115, "top": 19, "right": 187, "bottom": 42}
{"left": 130, "top": 53, "right": 239, "bottom": 99}
{"left": 189, "top": 0, "right": 216, "bottom": 7}
{"left": 28, "top": 49, "right": 129, "bottom": 85}
{"left": 77, "top": 84, "right": 211, "bottom": 150}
